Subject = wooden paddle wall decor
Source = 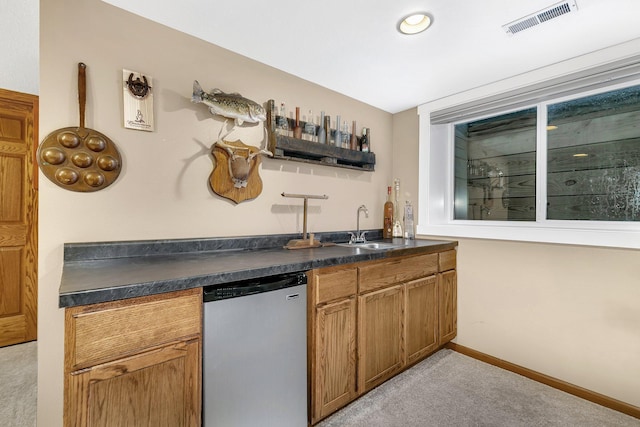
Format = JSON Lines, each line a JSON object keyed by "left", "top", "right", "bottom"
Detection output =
{"left": 210, "top": 139, "right": 263, "bottom": 204}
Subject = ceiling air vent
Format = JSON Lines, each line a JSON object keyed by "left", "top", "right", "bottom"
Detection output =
{"left": 503, "top": 1, "right": 578, "bottom": 35}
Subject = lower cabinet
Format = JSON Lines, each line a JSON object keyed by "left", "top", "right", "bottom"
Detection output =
{"left": 309, "top": 248, "right": 457, "bottom": 424}
{"left": 405, "top": 275, "right": 439, "bottom": 365}
{"left": 358, "top": 284, "right": 404, "bottom": 392}
{"left": 64, "top": 288, "right": 202, "bottom": 427}
{"left": 309, "top": 266, "right": 358, "bottom": 425}
{"left": 66, "top": 339, "right": 200, "bottom": 426}
{"left": 439, "top": 269, "right": 458, "bottom": 344}
{"left": 313, "top": 297, "right": 357, "bottom": 422}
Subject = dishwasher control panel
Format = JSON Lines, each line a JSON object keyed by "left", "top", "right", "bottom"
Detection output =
{"left": 203, "top": 272, "right": 307, "bottom": 302}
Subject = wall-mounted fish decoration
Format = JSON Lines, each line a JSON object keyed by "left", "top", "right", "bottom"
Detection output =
{"left": 192, "top": 80, "right": 266, "bottom": 125}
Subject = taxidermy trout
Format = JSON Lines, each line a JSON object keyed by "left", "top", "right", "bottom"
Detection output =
{"left": 192, "top": 80, "right": 266, "bottom": 125}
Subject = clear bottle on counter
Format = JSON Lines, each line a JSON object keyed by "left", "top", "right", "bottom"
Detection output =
{"left": 383, "top": 186, "right": 393, "bottom": 239}
{"left": 392, "top": 178, "right": 403, "bottom": 238}
{"left": 404, "top": 200, "right": 415, "bottom": 239}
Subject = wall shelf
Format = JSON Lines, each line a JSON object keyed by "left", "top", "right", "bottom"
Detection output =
{"left": 266, "top": 100, "right": 376, "bottom": 171}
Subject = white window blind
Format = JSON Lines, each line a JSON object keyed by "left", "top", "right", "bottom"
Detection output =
{"left": 430, "top": 55, "right": 640, "bottom": 124}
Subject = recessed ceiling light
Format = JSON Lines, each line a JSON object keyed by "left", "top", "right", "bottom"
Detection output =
{"left": 573, "top": 153, "right": 589, "bottom": 157}
{"left": 399, "top": 13, "right": 432, "bottom": 35}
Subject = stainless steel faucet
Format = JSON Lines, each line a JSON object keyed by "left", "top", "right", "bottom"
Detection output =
{"left": 349, "top": 205, "right": 369, "bottom": 243}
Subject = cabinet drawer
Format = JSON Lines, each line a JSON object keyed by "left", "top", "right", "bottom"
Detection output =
{"left": 65, "top": 288, "right": 202, "bottom": 370}
{"left": 439, "top": 250, "right": 456, "bottom": 272}
{"left": 315, "top": 268, "right": 358, "bottom": 304}
{"left": 359, "top": 253, "right": 437, "bottom": 293}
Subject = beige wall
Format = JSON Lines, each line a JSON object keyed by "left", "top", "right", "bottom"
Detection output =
{"left": 39, "top": 0, "right": 392, "bottom": 423}
{"left": 393, "top": 100, "right": 640, "bottom": 408}
{"left": 454, "top": 238, "right": 640, "bottom": 406}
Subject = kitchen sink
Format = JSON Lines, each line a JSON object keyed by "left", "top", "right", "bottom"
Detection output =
{"left": 336, "top": 241, "right": 409, "bottom": 251}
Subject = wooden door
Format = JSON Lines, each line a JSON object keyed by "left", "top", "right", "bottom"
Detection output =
{"left": 358, "top": 285, "right": 404, "bottom": 392}
{"left": 66, "top": 338, "right": 201, "bottom": 427}
{"left": 438, "top": 270, "right": 457, "bottom": 344}
{"left": 405, "top": 275, "right": 439, "bottom": 365}
{"left": 0, "top": 88, "right": 38, "bottom": 347}
{"left": 312, "top": 297, "right": 357, "bottom": 423}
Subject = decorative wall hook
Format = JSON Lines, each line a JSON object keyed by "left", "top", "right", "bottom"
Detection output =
{"left": 122, "top": 69, "right": 154, "bottom": 132}
{"left": 126, "top": 73, "right": 150, "bottom": 99}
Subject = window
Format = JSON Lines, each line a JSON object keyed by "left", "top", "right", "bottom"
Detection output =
{"left": 453, "top": 84, "right": 640, "bottom": 223}
{"left": 418, "top": 54, "right": 640, "bottom": 248}
{"left": 546, "top": 85, "right": 640, "bottom": 221}
{"left": 454, "top": 108, "right": 537, "bottom": 221}
{"left": 452, "top": 83, "right": 640, "bottom": 224}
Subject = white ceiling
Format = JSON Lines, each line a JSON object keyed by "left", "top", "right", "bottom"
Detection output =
{"left": 102, "top": 0, "right": 640, "bottom": 113}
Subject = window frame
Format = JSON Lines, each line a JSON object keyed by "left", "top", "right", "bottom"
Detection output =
{"left": 418, "top": 77, "right": 640, "bottom": 249}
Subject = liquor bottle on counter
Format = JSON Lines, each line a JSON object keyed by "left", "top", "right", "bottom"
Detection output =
{"left": 293, "top": 107, "right": 302, "bottom": 139}
{"left": 383, "top": 186, "right": 393, "bottom": 238}
{"left": 392, "top": 178, "right": 403, "bottom": 238}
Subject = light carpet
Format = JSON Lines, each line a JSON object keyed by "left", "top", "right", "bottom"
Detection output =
{"left": 318, "top": 349, "right": 640, "bottom": 427}
{"left": 0, "top": 341, "right": 37, "bottom": 427}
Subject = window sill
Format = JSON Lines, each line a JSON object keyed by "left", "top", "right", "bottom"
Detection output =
{"left": 417, "top": 222, "right": 640, "bottom": 250}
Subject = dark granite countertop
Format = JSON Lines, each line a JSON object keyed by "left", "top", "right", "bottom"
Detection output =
{"left": 59, "top": 231, "right": 457, "bottom": 308}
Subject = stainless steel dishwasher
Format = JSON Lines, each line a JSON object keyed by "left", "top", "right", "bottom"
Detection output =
{"left": 203, "top": 272, "right": 307, "bottom": 427}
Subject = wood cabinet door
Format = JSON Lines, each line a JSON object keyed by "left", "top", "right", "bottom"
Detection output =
{"left": 65, "top": 338, "right": 201, "bottom": 427}
{"left": 405, "top": 275, "right": 438, "bottom": 365}
{"left": 439, "top": 270, "right": 458, "bottom": 344}
{"left": 312, "top": 297, "right": 357, "bottom": 423}
{"left": 0, "top": 89, "right": 38, "bottom": 347}
{"left": 358, "top": 285, "right": 404, "bottom": 392}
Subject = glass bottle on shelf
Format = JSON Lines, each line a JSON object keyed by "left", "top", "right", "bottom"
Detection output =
{"left": 317, "top": 111, "right": 326, "bottom": 144}
{"left": 276, "top": 102, "right": 289, "bottom": 136}
{"left": 293, "top": 107, "right": 302, "bottom": 139}
{"left": 324, "top": 115, "right": 331, "bottom": 145}
{"left": 342, "top": 120, "right": 350, "bottom": 149}
{"left": 383, "top": 186, "right": 393, "bottom": 239}
{"left": 350, "top": 121, "right": 357, "bottom": 150}
{"left": 334, "top": 115, "right": 341, "bottom": 147}
{"left": 360, "top": 127, "right": 369, "bottom": 152}
{"left": 392, "top": 178, "right": 403, "bottom": 238}
{"left": 304, "top": 109, "right": 316, "bottom": 142}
